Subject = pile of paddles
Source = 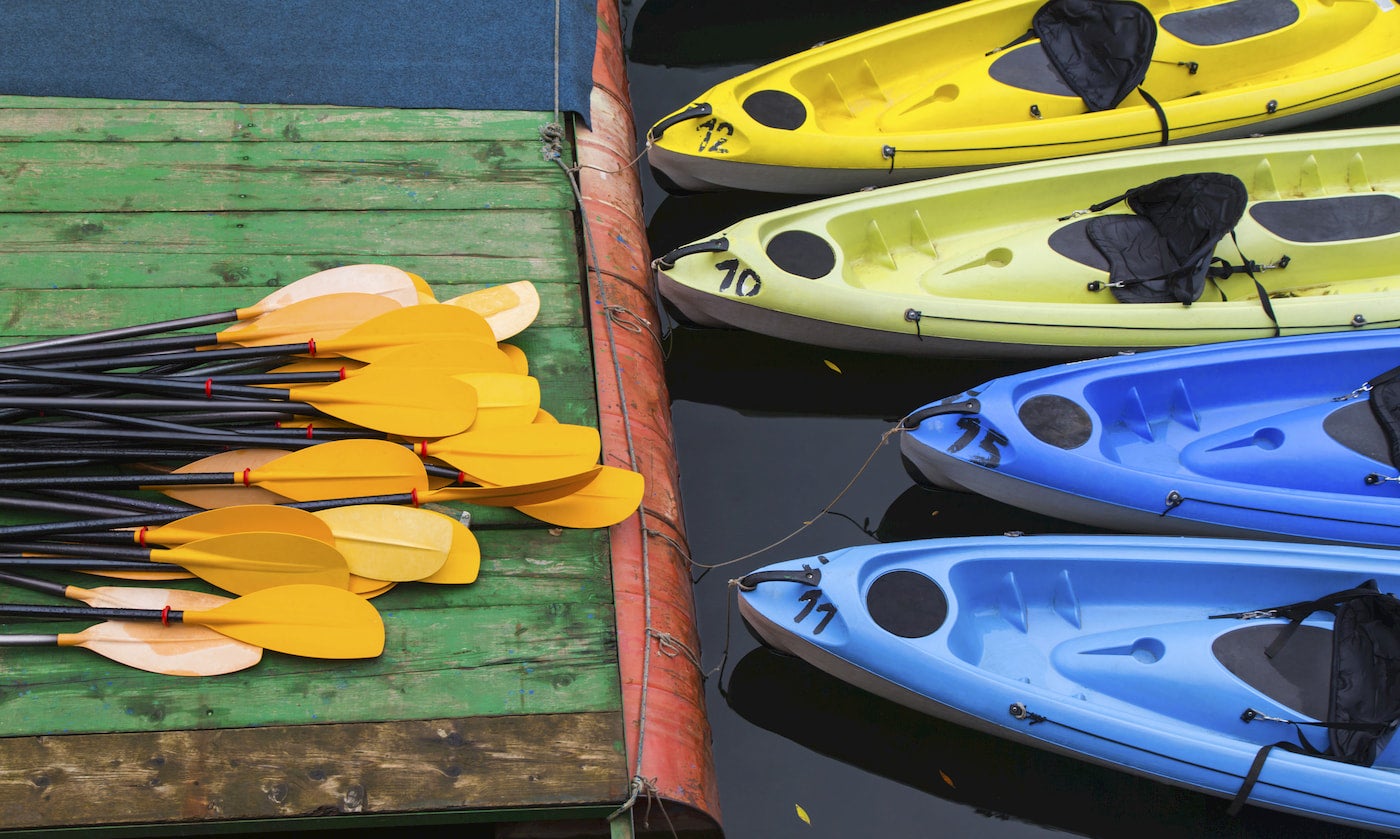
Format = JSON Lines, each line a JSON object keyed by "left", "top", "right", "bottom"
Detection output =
{"left": 0, "top": 265, "right": 643, "bottom": 675}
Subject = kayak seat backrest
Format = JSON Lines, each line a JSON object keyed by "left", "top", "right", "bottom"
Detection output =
{"left": 1085, "top": 172, "right": 1248, "bottom": 304}
{"left": 1369, "top": 365, "right": 1400, "bottom": 468}
{"left": 1249, "top": 194, "right": 1400, "bottom": 244}
{"left": 1160, "top": 0, "right": 1300, "bottom": 47}
{"left": 1323, "top": 399, "right": 1395, "bottom": 467}
{"left": 1032, "top": 0, "right": 1156, "bottom": 112}
{"left": 988, "top": 43, "right": 1079, "bottom": 97}
{"left": 1214, "top": 623, "right": 1332, "bottom": 720}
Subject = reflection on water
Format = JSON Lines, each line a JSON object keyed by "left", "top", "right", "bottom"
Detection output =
{"left": 624, "top": 1, "right": 1400, "bottom": 836}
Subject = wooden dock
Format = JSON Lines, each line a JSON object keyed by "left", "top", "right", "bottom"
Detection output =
{"left": 0, "top": 1, "right": 718, "bottom": 835}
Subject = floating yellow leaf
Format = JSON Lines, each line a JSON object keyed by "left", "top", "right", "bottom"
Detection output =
{"left": 796, "top": 803, "right": 811, "bottom": 824}
{"left": 939, "top": 769, "right": 956, "bottom": 788}
{"left": 823, "top": 359, "right": 842, "bottom": 373}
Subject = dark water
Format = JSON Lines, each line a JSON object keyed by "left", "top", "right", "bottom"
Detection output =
{"left": 622, "top": 2, "right": 1400, "bottom": 837}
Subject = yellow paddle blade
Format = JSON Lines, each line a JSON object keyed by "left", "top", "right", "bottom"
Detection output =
{"left": 421, "top": 466, "right": 602, "bottom": 507}
{"left": 499, "top": 343, "right": 529, "bottom": 375}
{"left": 406, "top": 271, "right": 436, "bottom": 302}
{"left": 370, "top": 339, "right": 517, "bottom": 375}
{"left": 241, "top": 439, "right": 427, "bottom": 502}
{"left": 319, "top": 304, "right": 498, "bottom": 362}
{"left": 444, "top": 281, "right": 540, "bottom": 340}
{"left": 162, "top": 449, "right": 295, "bottom": 507}
{"left": 311, "top": 505, "right": 452, "bottom": 581}
{"left": 218, "top": 292, "right": 403, "bottom": 346}
{"left": 185, "top": 584, "right": 385, "bottom": 659}
{"left": 421, "top": 424, "right": 601, "bottom": 486}
{"left": 239, "top": 264, "right": 421, "bottom": 317}
{"left": 534, "top": 409, "right": 558, "bottom": 424}
{"left": 285, "top": 368, "right": 479, "bottom": 439}
{"left": 133, "top": 505, "right": 336, "bottom": 547}
{"left": 348, "top": 574, "right": 395, "bottom": 596}
{"left": 153, "top": 532, "right": 350, "bottom": 595}
{"left": 57, "top": 621, "right": 264, "bottom": 676}
{"left": 270, "top": 357, "right": 368, "bottom": 376}
{"left": 515, "top": 466, "right": 645, "bottom": 529}
{"left": 452, "top": 372, "right": 540, "bottom": 429}
{"left": 415, "top": 516, "right": 480, "bottom": 585}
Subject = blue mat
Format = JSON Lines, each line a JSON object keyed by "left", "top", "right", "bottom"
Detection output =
{"left": 0, "top": 0, "right": 597, "bottom": 123}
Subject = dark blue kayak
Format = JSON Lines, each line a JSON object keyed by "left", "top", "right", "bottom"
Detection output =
{"left": 736, "top": 534, "right": 1400, "bottom": 833}
{"left": 898, "top": 329, "right": 1400, "bottom": 547}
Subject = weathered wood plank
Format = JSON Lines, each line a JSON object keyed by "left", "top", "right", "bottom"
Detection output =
{"left": 0, "top": 210, "right": 577, "bottom": 256}
{"left": 0, "top": 98, "right": 557, "bottom": 143}
{"left": 0, "top": 712, "right": 626, "bottom": 830}
{"left": 0, "top": 142, "right": 570, "bottom": 212}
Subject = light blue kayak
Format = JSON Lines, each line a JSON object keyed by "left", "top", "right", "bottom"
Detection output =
{"left": 736, "top": 534, "right": 1400, "bottom": 833}
{"left": 898, "top": 328, "right": 1400, "bottom": 547}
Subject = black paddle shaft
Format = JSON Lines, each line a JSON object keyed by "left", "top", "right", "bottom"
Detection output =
{"left": 0, "top": 602, "right": 179, "bottom": 623}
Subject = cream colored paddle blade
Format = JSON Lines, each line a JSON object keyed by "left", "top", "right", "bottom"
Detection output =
{"left": 219, "top": 292, "right": 403, "bottom": 346}
{"left": 444, "top": 281, "right": 540, "bottom": 340}
{"left": 311, "top": 505, "right": 452, "bottom": 581}
{"left": 56, "top": 621, "right": 264, "bottom": 676}
{"left": 415, "top": 516, "right": 480, "bottom": 585}
{"left": 161, "top": 449, "right": 294, "bottom": 508}
{"left": 453, "top": 372, "right": 540, "bottom": 429}
{"left": 184, "top": 584, "right": 385, "bottom": 659}
{"left": 73, "top": 584, "right": 235, "bottom": 611}
{"left": 515, "top": 466, "right": 645, "bottom": 529}
{"left": 244, "top": 264, "right": 421, "bottom": 315}
{"left": 134, "top": 505, "right": 336, "bottom": 547}
{"left": 422, "top": 466, "right": 602, "bottom": 507}
{"left": 81, "top": 569, "right": 197, "bottom": 581}
{"left": 421, "top": 424, "right": 601, "bottom": 486}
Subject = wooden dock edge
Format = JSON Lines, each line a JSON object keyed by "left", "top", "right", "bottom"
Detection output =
{"left": 577, "top": 0, "right": 723, "bottom": 834}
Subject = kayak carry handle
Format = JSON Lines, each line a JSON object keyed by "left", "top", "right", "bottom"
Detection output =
{"left": 737, "top": 564, "right": 822, "bottom": 591}
{"left": 655, "top": 237, "right": 730, "bottom": 271}
{"left": 899, "top": 399, "right": 981, "bottom": 429}
{"left": 647, "top": 103, "right": 713, "bottom": 142}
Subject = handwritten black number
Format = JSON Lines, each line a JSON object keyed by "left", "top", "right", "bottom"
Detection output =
{"left": 696, "top": 117, "right": 734, "bottom": 154}
{"left": 792, "top": 591, "right": 838, "bottom": 635}
{"left": 715, "top": 258, "right": 762, "bottom": 297}
{"left": 947, "top": 416, "right": 1006, "bottom": 468}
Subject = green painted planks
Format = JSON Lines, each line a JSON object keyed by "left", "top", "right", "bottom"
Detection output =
{"left": 0, "top": 142, "right": 570, "bottom": 212}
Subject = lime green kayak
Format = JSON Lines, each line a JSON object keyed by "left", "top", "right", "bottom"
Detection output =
{"left": 654, "top": 127, "right": 1400, "bottom": 359}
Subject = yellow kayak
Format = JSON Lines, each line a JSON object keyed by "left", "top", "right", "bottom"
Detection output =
{"left": 654, "top": 127, "right": 1400, "bottom": 359}
{"left": 647, "top": 0, "right": 1400, "bottom": 194}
